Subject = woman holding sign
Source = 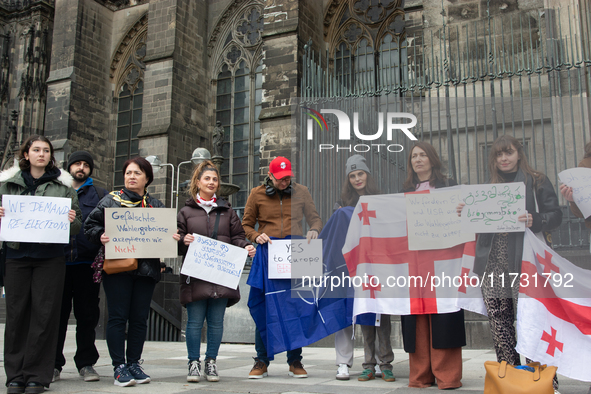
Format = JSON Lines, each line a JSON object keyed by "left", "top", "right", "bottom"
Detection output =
{"left": 177, "top": 160, "right": 255, "bottom": 383}
{"left": 400, "top": 141, "right": 465, "bottom": 390}
{"left": 0, "top": 135, "right": 82, "bottom": 394}
{"left": 458, "top": 135, "right": 562, "bottom": 390}
{"left": 84, "top": 157, "right": 181, "bottom": 387}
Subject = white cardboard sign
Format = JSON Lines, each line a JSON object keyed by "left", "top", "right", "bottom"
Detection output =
{"left": 461, "top": 182, "right": 526, "bottom": 233}
{"left": 0, "top": 195, "right": 71, "bottom": 244}
{"left": 406, "top": 188, "right": 475, "bottom": 250}
{"left": 559, "top": 167, "right": 591, "bottom": 218}
{"left": 180, "top": 233, "right": 248, "bottom": 290}
{"left": 268, "top": 239, "right": 323, "bottom": 279}
{"left": 104, "top": 207, "right": 178, "bottom": 259}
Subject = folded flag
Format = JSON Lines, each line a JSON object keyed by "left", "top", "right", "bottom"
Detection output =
{"left": 516, "top": 229, "right": 591, "bottom": 382}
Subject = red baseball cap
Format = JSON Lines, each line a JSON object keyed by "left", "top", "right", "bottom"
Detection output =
{"left": 269, "top": 156, "right": 294, "bottom": 179}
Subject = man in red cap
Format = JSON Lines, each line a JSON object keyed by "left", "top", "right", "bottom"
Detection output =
{"left": 242, "top": 156, "right": 323, "bottom": 379}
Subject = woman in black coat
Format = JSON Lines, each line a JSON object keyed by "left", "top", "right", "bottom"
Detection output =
{"left": 458, "top": 135, "right": 562, "bottom": 390}
{"left": 400, "top": 141, "right": 465, "bottom": 390}
{"left": 85, "top": 157, "right": 180, "bottom": 387}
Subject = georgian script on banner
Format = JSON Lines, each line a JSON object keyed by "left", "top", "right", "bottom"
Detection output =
{"left": 461, "top": 182, "right": 526, "bottom": 233}
{"left": 1, "top": 195, "right": 72, "bottom": 244}
{"left": 104, "top": 207, "right": 177, "bottom": 259}
{"left": 181, "top": 233, "right": 248, "bottom": 290}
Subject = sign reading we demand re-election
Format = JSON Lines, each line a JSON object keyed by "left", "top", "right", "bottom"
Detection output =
{"left": 181, "top": 233, "right": 248, "bottom": 290}
{"left": 0, "top": 195, "right": 72, "bottom": 244}
{"left": 104, "top": 207, "right": 177, "bottom": 259}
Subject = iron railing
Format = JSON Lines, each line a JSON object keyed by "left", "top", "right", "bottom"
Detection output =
{"left": 299, "top": 4, "right": 591, "bottom": 249}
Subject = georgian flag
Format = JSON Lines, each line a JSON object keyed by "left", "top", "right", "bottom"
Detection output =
{"left": 342, "top": 193, "right": 466, "bottom": 322}
{"left": 515, "top": 229, "right": 591, "bottom": 382}
{"left": 456, "top": 240, "right": 488, "bottom": 316}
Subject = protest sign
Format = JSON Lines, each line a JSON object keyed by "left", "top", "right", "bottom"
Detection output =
{"left": 558, "top": 167, "right": 591, "bottom": 218}
{"left": 268, "top": 239, "right": 323, "bottom": 279}
{"left": 406, "top": 188, "right": 475, "bottom": 250}
{"left": 461, "top": 182, "right": 526, "bottom": 233}
{"left": 180, "top": 233, "right": 248, "bottom": 290}
{"left": 104, "top": 207, "right": 177, "bottom": 259}
{"left": 0, "top": 195, "right": 71, "bottom": 243}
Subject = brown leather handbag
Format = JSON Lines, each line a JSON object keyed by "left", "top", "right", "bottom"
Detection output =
{"left": 484, "top": 360, "right": 557, "bottom": 394}
{"left": 103, "top": 258, "right": 138, "bottom": 275}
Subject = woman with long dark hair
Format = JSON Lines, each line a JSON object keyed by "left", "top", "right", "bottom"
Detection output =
{"left": 401, "top": 141, "right": 465, "bottom": 390}
{"left": 458, "top": 135, "right": 562, "bottom": 390}
{"left": 85, "top": 156, "right": 181, "bottom": 387}
{"left": 177, "top": 160, "right": 255, "bottom": 383}
{"left": 330, "top": 155, "right": 395, "bottom": 383}
{"left": 0, "top": 135, "right": 82, "bottom": 394}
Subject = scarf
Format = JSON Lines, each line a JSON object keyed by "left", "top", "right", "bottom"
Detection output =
{"left": 109, "top": 188, "right": 152, "bottom": 207}
{"left": 20, "top": 167, "right": 61, "bottom": 195}
{"left": 196, "top": 193, "right": 218, "bottom": 207}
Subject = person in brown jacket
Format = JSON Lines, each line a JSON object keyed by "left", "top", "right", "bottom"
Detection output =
{"left": 560, "top": 142, "right": 591, "bottom": 235}
{"left": 177, "top": 160, "right": 256, "bottom": 383}
{"left": 242, "top": 156, "right": 322, "bottom": 379}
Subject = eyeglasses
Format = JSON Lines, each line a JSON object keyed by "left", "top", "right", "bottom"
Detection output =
{"left": 271, "top": 174, "right": 291, "bottom": 183}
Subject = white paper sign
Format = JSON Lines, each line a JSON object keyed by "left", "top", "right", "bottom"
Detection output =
{"left": 104, "top": 207, "right": 178, "bottom": 259}
{"left": 461, "top": 182, "right": 526, "bottom": 233}
{"left": 559, "top": 167, "right": 591, "bottom": 218}
{"left": 406, "top": 188, "right": 475, "bottom": 250}
{"left": 0, "top": 195, "right": 72, "bottom": 243}
{"left": 180, "top": 233, "right": 248, "bottom": 290}
{"left": 268, "top": 239, "right": 323, "bottom": 279}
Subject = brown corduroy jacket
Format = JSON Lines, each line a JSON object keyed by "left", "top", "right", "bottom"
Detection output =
{"left": 241, "top": 180, "right": 323, "bottom": 242}
{"left": 568, "top": 156, "right": 591, "bottom": 229}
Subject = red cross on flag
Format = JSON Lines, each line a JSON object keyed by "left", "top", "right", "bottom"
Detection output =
{"left": 515, "top": 229, "right": 591, "bottom": 382}
{"left": 342, "top": 193, "right": 467, "bottom": 321}
{"left": 455, "top": 239, "right": 488, "bottom": 316}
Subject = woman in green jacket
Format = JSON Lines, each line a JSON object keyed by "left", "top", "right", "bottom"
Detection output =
{"left": 0, "top": 135, "right": 82, "bottom": 394}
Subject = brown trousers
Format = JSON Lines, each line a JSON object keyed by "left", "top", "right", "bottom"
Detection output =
{"left": 408, "top": 314, "right": 463, "bottom": 389}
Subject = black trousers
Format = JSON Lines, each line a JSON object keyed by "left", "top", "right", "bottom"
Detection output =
{"left": 55, "top": 264, "right": 101, "bottom": 372}
{"left": 4, "top": 256, "right": 65, "bottom": 387}
{"left": 102, "top": 273, "right": 155, "bottom": 367}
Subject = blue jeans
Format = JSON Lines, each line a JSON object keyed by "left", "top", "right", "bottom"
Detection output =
{"left": 255, "top": 327, "right": 302, "bottom": 366}
{"left": 186, "top": 298, "right": 228, "bottom": 361}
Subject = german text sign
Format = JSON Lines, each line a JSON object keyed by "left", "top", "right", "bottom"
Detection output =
{"left": 559, "top": 168, "right": 591, "bottom": 218}
{"left": 460, "top": 182, "right": 526, "bottom": 233}
{"left": 180, "top": 233, "right": 248, "bottom": 290}
{"left": 104, "top": 207, "right": 177, "bottom": 259}
{"left": 406, "top": 188, "right": 475, "bottom": 250}
{"left": 268, "top": 239, "right": 323, "bottom": 279}
{"left": 0, "top": 195, "right": 71, "bottom": 243}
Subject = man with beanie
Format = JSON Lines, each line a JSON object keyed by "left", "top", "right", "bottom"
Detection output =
{"left": 53, "top": 151, "right": 107, "bottom": 383}
{"left": 242, "top": 156, "right": 323, "bottom": 379}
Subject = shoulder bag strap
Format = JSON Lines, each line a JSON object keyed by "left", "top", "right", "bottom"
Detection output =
{"left": 211, "top": 211, "right": 221, "bottom": 240}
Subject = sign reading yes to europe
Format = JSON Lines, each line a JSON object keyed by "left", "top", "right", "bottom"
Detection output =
{"left": 268, "top": 239, "right": 323, "bottom": 279}
{"left": 104, "top": 207, "right": 177, "bottom": 259}
{"left": 180, "top": 233, "right": 248, "bottom": 290}
{"left": 461, "top": 182, "right": 526, "bottom": 233}
{"left": 0, "top": 195, "right": 72, "bottom": 243}
{"left": 405, "top": 188, "right": 475, "bottom": 250}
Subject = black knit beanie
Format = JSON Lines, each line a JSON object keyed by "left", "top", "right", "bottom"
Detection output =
{"left": 67, "top": 151, "right": 94, "bottom": 177}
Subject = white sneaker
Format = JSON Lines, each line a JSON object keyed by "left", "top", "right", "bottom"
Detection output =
{"left": 375, "top": 364, "right": 382, "bottom": 377}
{"left": 187, "top": 360, "right": 201, "bottom": 383}
{"left": 336, "top": 363, "right": 350, "bottom": 380}
{"left": 52, "top": 368, "right": 60, "bottom": 383}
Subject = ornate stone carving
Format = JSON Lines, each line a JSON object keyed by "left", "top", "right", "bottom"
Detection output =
{"left": 111, "top": 14, "right": 148, "bottom": 95}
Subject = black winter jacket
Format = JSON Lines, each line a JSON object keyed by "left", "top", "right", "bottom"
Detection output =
{"left": 84, "top": 189, "right": 165, "bottom": 283}
{"left": 177, "top": 196, "right": 250, "bottom": 307}
{"left": 400, "top": 177, "right": 466, "bottom": 352}
{"left": 473, "top": 168, "right": 562, "bottom": 276}
{"left": 64, "top": 179, "right": 107, "bottom": 263}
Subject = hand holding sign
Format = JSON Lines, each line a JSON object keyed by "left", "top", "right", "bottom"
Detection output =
{"left": 558, "top": 168, "right": 591, "bottom": 218}
{"left": 0, "top": 195, "right": 72, "bottom": 243}
{"left": 460, "top": 183, "right": 526, "bottom": 233}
